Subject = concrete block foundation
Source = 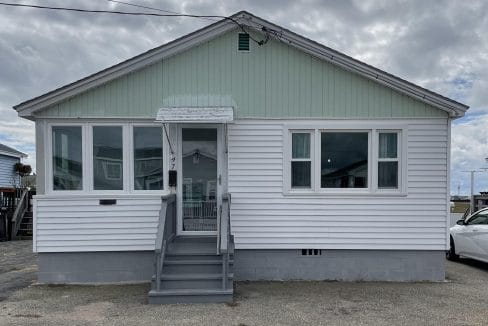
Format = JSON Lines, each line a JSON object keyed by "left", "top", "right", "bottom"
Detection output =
{"left": 38, "top": 249, "right": 445, "bottom": 283}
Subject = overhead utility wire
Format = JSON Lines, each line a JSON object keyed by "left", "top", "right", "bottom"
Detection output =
{"left": 106, "top": 0, "right": 217, "bottom": 22}
{"left": 0, "top": 2, "right": 269, "bottom": 45}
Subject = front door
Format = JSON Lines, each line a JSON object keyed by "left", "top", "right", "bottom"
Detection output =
{"left": 177, "top": 125, "right": 222, "bottom": 235}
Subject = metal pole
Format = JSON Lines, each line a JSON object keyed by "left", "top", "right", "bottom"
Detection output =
{"left": 470, "top": 171, "right": 475, "bottom": 214}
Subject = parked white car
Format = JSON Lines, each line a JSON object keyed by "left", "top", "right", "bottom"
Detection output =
{"left": 448, "top": 208, "right": 488, "bottom": 263}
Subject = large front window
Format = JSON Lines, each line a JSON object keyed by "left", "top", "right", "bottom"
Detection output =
{"left": 320, "top": 132, "right": 368, "bottom": 188}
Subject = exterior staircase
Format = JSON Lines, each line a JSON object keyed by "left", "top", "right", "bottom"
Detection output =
{"left": 16, "top": 210, "right": 33, "bottom": 240}
{"left": 148, "top": 236, "right": 234, "bottom": 304}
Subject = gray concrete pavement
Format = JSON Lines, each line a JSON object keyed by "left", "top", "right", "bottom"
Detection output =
{"left": 0, "top": 241, "right": 487, "bottom": 325}
{"left": 0, "top": 240, "right": 37, "bottom": 302}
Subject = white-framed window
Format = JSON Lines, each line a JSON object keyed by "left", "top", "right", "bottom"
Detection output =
{"left": 291, "top": 132, "right": 313, "bottom": 189}
{"left": 376, "top": 130, "right": 401, "bottom": 191}
{"left": 285, "top": 125, "right": 405, "bottom": 195}
{"left": 46, "top": 121, "right": 167, "bottom": 194}
{"left": 131, "top": 126, "right": 164, "bottom": 191}
{"left": 320, "top": 131, "right": 370, "bottom": 190}
{"left": 51, "top": 125, "right": 84, "bottom": 191}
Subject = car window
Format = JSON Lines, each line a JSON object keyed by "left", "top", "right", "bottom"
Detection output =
{"left": 466, "top": 212, "right": 488, "bottom": 225}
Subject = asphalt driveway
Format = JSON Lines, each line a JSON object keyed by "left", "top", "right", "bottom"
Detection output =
{"left": 0, "top": 241, "right": 487, "bottom": 325}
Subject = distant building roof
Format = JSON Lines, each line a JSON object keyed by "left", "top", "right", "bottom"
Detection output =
{"left": 0, "top": 143, "right": 28, "bottom": 159}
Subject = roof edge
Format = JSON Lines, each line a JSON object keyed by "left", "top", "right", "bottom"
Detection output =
{"left": 0, "top": 149, "right": 27, "bottom": 159}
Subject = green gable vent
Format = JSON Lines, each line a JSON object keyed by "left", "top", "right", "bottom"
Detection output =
{"left": 238, "top": 33, "right": 250, "bottom": 51}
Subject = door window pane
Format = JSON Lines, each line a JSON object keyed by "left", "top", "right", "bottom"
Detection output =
{"left": 134, "top": 127, "right": 164, "bottom": 190}
{"left": 182, "top": 128, "right": 217, "bottom": 231}
{"left": 379, "top": 133, "right": 397, "bottom": 158}
{"left": 291, "top": 161, "right": 311, "bottom": 188}
{"left": 292, "top": 133, "right": 310, "bottom": 159}
{"left": 93, "top": 126, "right": 123, "bottom": 190}
{"left": 321, "top": 132, "right": 368, "bottom": 188}
{"left": 52, "top": 126, "right": 82, "bottom": 190}
{"left": 378, "top": 161, "right": 398, "bottom": 188}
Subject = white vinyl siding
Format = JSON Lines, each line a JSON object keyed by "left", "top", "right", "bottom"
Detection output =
{"left": 228, "top": 119, "right": 448, "bottom": 250}
{"left": 33, "top": 195, "right": 161, "bottom": 252}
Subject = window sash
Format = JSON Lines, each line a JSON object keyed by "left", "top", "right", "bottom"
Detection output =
{"left": 290, "top": 131, "right": 313, "bottom": 190}
{"left": 377, "top": 131, "right": 400, "bottom": 190}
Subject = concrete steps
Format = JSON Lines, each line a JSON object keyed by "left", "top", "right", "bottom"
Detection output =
{"left": 148, "top": 236, "right": 234, "bottom": 304}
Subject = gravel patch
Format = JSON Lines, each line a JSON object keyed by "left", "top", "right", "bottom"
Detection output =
{"left": 0, "top": 240, "right": 37, "bottom": 302}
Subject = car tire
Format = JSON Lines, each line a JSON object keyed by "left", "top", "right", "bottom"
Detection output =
{"left": 446, "top": 236, "right": 459, "bottom": 261}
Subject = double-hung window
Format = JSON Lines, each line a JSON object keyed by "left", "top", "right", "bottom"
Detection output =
{"left": 377, "top": 132, "right": 400, "bottom": 189}
{"left": 291, "top": 132, "right": 312, "bottom": 188}
{"left": 286, "top": 126, "right": 404, "bottom": 194}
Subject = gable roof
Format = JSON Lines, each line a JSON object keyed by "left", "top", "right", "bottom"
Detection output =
{"left": 0, "top": 143, "right": 28, "bottom": 159}
{"left": 13, "top": 11, "right": 468, "bottom": 118}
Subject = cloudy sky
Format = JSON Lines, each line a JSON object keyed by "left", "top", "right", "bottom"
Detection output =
{"left": 1, "top": 0, "right": 487, "bottom": 195}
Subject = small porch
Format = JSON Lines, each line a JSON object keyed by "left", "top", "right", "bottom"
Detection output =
{"left": 148, "top": 193, "right": 234, "bottom": 304}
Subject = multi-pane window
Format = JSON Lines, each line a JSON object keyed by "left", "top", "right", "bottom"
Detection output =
{"left": 133, "top": 127, "right": 164, "bottom": 190}
{"left": 93, "top": 126, "right": 124, "bottom": 190}
{"left": 291, "top": 133, "right": 311, "bottom": 188}
{"left": 287, "top": 128, "right": 403, "bottom": 194}
{"left": 378, "top": 132, "right": 399, "bottom": 189}
{"left": 52, "top": 126, "right": 83, "bottom": 190}
{"left": 321, "top": 132, "right": 368, "bottom": 188}
{"left": 51, "top": 124, "right": 166, "bottom": 193}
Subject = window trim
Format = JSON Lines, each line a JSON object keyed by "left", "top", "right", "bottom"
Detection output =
{"left": 46, "top": 121, "right": 169, "bottom": 195}
{"left": 283, "top": 123, "right": 407, "bottom": 196}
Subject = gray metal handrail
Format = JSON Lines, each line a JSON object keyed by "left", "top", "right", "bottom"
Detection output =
{"left": 11, "top": 188, "right": 29, "bottom": 240}
{"left": 218, "top": 193, "right": 231, "bottom": 290}
{"left": 154, "top": 194, "right": 176, "bottom": 291}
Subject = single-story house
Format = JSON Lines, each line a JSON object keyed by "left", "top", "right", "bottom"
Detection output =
{"left": 0, "top": 143, "right": 27, "bottom": 189}
{"left": 14, "top": 11, "right": 468, "bottom": 303}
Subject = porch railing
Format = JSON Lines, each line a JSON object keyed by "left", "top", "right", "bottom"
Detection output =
{"left": 217, "top": 193, "right": 232, "bottom": 290}
{"left": 10, "top": 188, "right": 29, "bottom": 241}
{"left": 154, "top": 194, "right": 176, "bottom": 291}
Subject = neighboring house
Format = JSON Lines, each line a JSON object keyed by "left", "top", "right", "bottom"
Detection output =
{"left": 0, "top": 143, "right": 27, "bottom": 189}
{"left": 14, "top": 12, "right": 468, "bottom": 303}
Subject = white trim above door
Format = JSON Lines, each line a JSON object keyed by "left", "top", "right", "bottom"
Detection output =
{"left": 176, "top": 124, "right": 224, "bottom": 236}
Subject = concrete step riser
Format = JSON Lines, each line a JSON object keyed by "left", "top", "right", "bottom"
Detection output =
{"left": 152, "top": 278, "right": 233, "bottom": 290}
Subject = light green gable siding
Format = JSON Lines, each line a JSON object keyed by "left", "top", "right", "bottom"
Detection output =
{"left": 37, "top": 29, "right": 447, "bottom": 119}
